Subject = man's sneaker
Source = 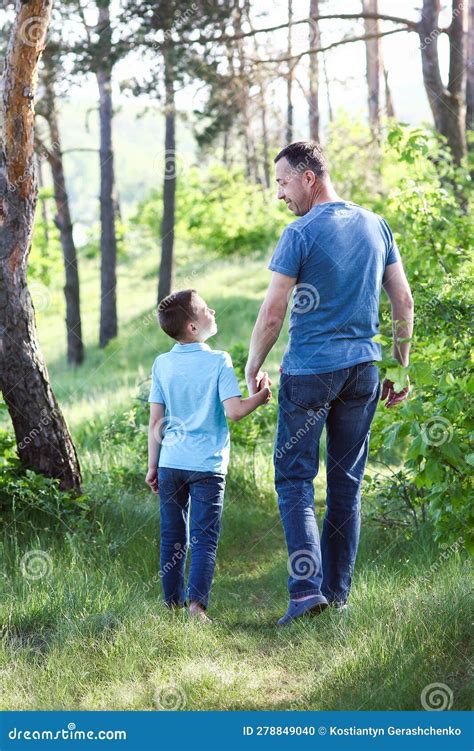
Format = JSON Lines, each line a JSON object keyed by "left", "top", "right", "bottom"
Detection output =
{"left": 277, "top": 595, "right": 328, "bottom": 626}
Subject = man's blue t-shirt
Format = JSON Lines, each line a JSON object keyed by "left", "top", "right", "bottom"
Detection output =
{"left": 268, "top": 201, "right": 400, "bottom": 375}
{"left": 148, "top": 342, "right": 241, "bottom": 474}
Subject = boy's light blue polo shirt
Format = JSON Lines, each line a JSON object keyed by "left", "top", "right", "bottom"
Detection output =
{"left": 148, "top": 342, "right": 241, "bottom": 475}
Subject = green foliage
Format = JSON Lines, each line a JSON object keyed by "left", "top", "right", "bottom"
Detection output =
{"left": 0, "top": 429, "right": 95, "bottom": 535}
{"left": 227, "top": 343, "right": 277, "bottom": 452}
{"left": 369, "top": 125, "right": 473, "bottom": 552}
{"left": 29, "top": 191, "right": 63, "bottom": 284}
{"left": 133, "top": 165, "right": 288, "bottom": 258}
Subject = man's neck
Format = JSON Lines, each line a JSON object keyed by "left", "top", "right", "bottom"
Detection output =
{"left": 308, "top": 179, "right": 343, "bottom": 210}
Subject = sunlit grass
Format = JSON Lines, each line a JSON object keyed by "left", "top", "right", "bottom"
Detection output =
{"left": 0, "top": 243, "right": 471, "bottom": 711}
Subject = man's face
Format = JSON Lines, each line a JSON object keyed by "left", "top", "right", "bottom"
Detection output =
{"left": 275, "top": 157, "right": 315, "bottom": 216}
{"left": 190, "top": 295, "right": 217, "bottom": 340}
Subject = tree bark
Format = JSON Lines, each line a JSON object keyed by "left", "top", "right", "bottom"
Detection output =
{"left": 157, "top": 50, "right": 176, "bottom": 304}
{"left": 97, "top": 1, "right": 118, "bottom": 348}
{"left": 37, "top": 78, "right": 85, "bottom": 366}
{"left": 467, "top": 0, "right": 474, "bottom": 138}
{"left": 286, "top": 0, "right": 294, "bottom": 143}
{"left": 418, "top": 0, "right": 467, "bottom": 163}
{"left": 363, "top": 0, "right": 380, "bottom": 134}
{"left": 309, "top": 0, "right": 320, "bottom": 141}
{"left": 0, "top": 0, "right": 82, "bottom": 491}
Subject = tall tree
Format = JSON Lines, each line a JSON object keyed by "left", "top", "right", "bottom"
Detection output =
{"left": 0, "top": 0, "right": 82, "bottom": 491}
{"left": 286, "top": 0, "right": 294, "bottom": 143}
{"left": 418, "top": 0, "right": 468, "bottom": 164}
{"left": 308, "top": 0, "right": 321, "bottom": 141}
{"left": 36, "top": 49, "right": 85, "bottom": 365}
{"left": 362, "top": 0, "right": 380, "bottom": 135}
{"left": 157, "top": 46, "right": 176, "bottom": 304}
{"left": 467, "top": 0, "right": 474, "bottom": 140}
{"left": 96, "top": 0, "right": 118, "bottom": 347}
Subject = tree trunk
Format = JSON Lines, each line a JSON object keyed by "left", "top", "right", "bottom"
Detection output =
{"left": 383, "top": 66, "right": 396, "bottom": 118}
{"left": 39, "top": 82, "right": 85, "bottom": 366}
{"left": 0, "top": 0, "right": 82, "bottom": 492}
{"left": 309, "top": 0, "right": 320, "bottom": 141}
{"left": 467, "top": 0, "right": 474, "bottom": 138}
{"left": 363, "top": 0, "right": 380, "bottom": 135}
{"left": 418, "top": 0, "right": 467, "bottom": 164}
{"left": 97, "top": 2, "right": 118, "bottom": 348}
{"left": 158, "top": 51, "right": 176, "bottom": 304}
{"left": 286, "top": 0, "right": 294, "bottom": 143}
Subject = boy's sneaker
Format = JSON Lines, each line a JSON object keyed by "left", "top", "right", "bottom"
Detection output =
{"left": 276, "top": 595, "right": 328, "bottom": 626}
{"left": 330, "top": 600, "right": 351, "bottom": 614}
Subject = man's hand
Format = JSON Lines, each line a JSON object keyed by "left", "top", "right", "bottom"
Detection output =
{"left": 381, "top": 378, "right": 410, "bottom": 408}
{"left": 145, "top": 467, "right": 158, "bottom": 493}
{"left": 246, "top": 369, "right": 273, "bottom": 396}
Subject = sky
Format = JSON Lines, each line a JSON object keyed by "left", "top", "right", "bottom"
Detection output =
{"left": 54, "top": 0, "right": 451, "bottom": 132}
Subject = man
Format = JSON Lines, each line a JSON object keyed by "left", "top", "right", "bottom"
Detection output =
{"left": 245, "top": 141, "right": 413, "bottom": 626}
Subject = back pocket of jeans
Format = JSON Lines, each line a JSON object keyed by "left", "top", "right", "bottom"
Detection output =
{"left": 290, "top": 373, "right": 333, "bottom": 410}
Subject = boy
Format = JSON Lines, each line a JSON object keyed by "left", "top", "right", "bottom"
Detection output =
{"left": 145, "top": 289, "right": 271, "bottom": 622}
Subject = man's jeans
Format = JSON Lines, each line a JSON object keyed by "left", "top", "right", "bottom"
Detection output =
{"left": 275, "top": 362, "right": 380, "bottom": 604}
{"left": 158, "top": 468, "right": 225, "bottom": 609}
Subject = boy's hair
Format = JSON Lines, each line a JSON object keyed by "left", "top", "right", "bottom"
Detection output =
{"left": 158, "top": 288, "right": 198, "bottom": 340}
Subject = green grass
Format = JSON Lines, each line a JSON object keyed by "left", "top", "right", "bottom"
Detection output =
{"left": 0, "top": 241, "right": 471, "bottom": 710}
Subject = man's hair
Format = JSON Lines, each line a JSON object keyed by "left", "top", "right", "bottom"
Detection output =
{"left": 158, "top": 288, "right": 198, "bottom": 340}
{"left": 274, "top": 141, "right": 328, "bottom": 179}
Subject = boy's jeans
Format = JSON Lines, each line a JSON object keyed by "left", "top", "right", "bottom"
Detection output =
{"left": 275, "top": 362, "right": 380, "bottom": 605}
{"left": 158, "top": 467, "right": 225, "bottom": 609}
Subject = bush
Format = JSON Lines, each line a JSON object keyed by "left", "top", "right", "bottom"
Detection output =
{"left": 368, "top": 125, "right": 473, "bottom": 552}
{"left": 133, "top": 165, "right": 288, "bottom": 258}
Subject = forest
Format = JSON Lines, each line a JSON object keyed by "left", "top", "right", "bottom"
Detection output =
{"left": 0, "top": 0, "right": 472, "bottom": 713}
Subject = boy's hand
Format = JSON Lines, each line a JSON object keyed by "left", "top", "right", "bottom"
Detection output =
{"left": 145, "top": 468, "right": 158, "bottom": 493}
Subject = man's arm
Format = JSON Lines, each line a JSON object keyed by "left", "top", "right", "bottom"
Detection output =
{"left": 382, "top": 260, "right": 414, "bottom": 366}
{"left": 245, "top": 271, "right": 296, "bottom": 395}
{"left": 145, "top": 402, "right": 165, "bottom": 493}
{"left": 381, "top": 260, "right": 414, "bottom": 406}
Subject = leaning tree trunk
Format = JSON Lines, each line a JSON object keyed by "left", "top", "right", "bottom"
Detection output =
{"left": 363, "top": 0, "right": 381, "bottom": 135}
{"left": 0, "top": 0, "right": 82, "bottom": 491}
{"left": 419, "top": 0, "right": 467, "bottom": 164}
{"left": 157, "top": 50, "right": 176, "bottom": 304}
{"left": 39, "top": 79, "right": 85, "bottom": 366}
{"left": 97, "top": 1, "right": 118, "bottom": 348}
{"left": 309, "top": 0, "right": 320, "bottom": 141}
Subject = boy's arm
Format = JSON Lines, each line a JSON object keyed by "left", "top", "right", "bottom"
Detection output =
{"left": 146, "top": 402, "right": 165, "bottom": 493}
{"left": 223, "top": 374, "right": 271, "bottom": 422}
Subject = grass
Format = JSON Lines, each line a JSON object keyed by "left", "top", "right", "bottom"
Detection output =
{"left": 0, "top": 240, "right": 471, "bottom": 711}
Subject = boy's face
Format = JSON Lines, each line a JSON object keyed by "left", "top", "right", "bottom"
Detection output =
{"left": 187, "top": 295, "right": 217, "bottom": 341}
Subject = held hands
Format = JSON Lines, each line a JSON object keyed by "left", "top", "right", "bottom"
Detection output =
{"left": 145, "top": 467, "right": 158, "bottom": 494}
{"left": 256, "top": 371, "right": 272, "bottom": 404}
{"left": 246, "top": 368, "right": 273, "bottom": 396}
{"left": 380, "top": 377, "right": 410, "bottom": 408}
